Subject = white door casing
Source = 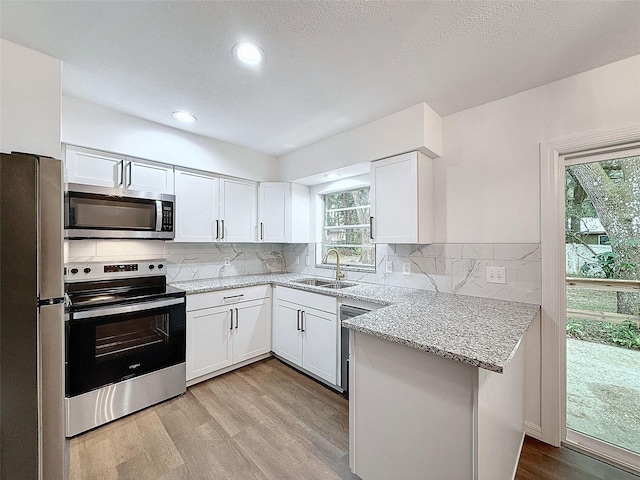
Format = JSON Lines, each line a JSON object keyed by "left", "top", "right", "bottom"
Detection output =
{"left": 539, "top": 123, "right": 640, "bottom": 448}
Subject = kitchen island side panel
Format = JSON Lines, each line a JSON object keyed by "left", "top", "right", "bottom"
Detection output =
{"left": 350, "top": 331, "right": 475, "bottom": 480}
{"left": 476, "top": 332, "right": 526, "bottom": 480}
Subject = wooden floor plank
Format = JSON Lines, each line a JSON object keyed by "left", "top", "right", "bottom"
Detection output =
{"left": 69, "top": 358, "right": 639, "bottom": 479}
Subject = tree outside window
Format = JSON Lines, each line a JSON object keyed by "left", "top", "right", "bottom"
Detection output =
{"left": 322, "top": 187, "right": 375, "bottom": 268}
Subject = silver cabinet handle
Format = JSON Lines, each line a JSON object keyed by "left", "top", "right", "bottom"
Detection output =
{"left": 296, "top": 309, "right": 301, "bottom": 331}
{"left": 230, "top": 309, "right": 234, "bottom": 330}
{"left": 127, "top": 161, "right": 132, "bottom": 187}
{"left": 220, "top": 219, "right": 225, "bottom": 240}
{"left": 235, "top": 308, "right": 239, "bottom": 329}
{"left": 118, "top": 160, "right": 124, "bottom": 187}
{"left": 369, "top": 216, "right": 374, "bottom": 240}
{"left": 260, "top": 222, "right": 264, "bottom": 240}
{"left": 301, "top": 310, "right": 306, "bottom": 332}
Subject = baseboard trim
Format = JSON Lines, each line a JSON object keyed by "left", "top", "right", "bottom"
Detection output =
{"left": 186, "top": 353, "right": 272, "bottom": 387}
{"left": 511, "top": 431, "right": 526, "bottom": 480}
{"left": 525, "top": 421, "right": 543, "bottom": 440}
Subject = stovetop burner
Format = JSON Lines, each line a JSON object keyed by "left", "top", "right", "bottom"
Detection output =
{"left": 64, "top": 259, "right": 184, "bottom": 311}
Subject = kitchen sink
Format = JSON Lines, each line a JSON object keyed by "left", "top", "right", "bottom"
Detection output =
{"left": 292, "top": 278, "right": 336, "bottom": 287}
{"left": 292, "top": 278, "right": 357, "bottom": 290}
{"left": 321, "top": 281, "right": 357, "bottom": 289}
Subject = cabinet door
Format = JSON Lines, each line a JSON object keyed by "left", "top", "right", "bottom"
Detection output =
{"left": 273, "top": 300, "right": 303, "bottom": 366}
{"left": 371, "top": 152, "right": 418, "bottom": 243}
{"left": 220, "top": 177, "right": 257, "bottom": 243}
{"left": 258, "top": 182, "right": 289, "bottom": 242}
{"left": 232, "top": 298, "right": 271, "bottom": 363}
{"left": 186, "top": 307, "right": 233, "bottom": 381}
{"left": 127, "top": 159, "right": 174, "bottom": 194}
{"left": 174, "top": 169, "right": 218, "bottom": 242}
{"left": 301, "top": 308, "right": 338, "bottom": 385}
{"left": 65, "top": 145, "right": 123, "bottom": 188}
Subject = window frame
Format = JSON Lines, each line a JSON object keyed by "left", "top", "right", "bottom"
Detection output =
{"left": 320, "top": 186, "right": 375, "bottom": 270}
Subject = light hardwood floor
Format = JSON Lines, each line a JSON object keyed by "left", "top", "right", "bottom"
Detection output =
{"left": 70, "top": 358, "right": 638, "bottom": 479}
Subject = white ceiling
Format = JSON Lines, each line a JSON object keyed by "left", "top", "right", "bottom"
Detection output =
{"left": 2, "top": 1, "right": 640, "bottom": 157}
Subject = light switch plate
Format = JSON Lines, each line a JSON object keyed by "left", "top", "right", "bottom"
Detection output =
{"left": 486, "top": 266, "right": 506, "bottom": 284}
{"left": 305, "top": 255, "right": 310, "bottom": 265}
{"left": 224, "top": 257, "right": 230, "bottom": 266}
{"left": 402, "top": 262, "right": 411, "bottom": 276}
{"left": 295, "top": 256, "right": 300, "bottom": 265}
{"left": 385, "top": 261, "right": 393, "bottom": 273}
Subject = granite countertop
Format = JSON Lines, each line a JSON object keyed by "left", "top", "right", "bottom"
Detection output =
{"left": 171, "top": 274, "right": 539, "bottom": 374}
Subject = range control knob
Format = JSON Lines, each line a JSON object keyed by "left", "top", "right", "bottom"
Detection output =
{"left": 70, "top": 268, "right": 79, "bottom": 275}
{"left": 158, "top": 264, "right": 164, "bottom": 269}
{"left": 83, "top": 267, "right": 91, "bottom": 274}
{"left": 149, "top": 264, "right": 155, "bottom": 270}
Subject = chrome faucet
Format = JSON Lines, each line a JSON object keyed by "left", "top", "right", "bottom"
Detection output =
{"left": 322, "top": 248, "right": 345, "bottom": 282}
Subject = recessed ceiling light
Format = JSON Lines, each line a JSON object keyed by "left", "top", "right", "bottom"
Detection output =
{"left": 172, "top": 111, "right": 197, "bottom": 123}
{"left": 233, "top": 42, "right": 265, "bottom": 66}
{"left": 325, "top": 173, "right": 341, "bottom": 180}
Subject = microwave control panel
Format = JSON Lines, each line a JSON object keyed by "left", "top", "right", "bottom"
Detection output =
{"left": 161, "top": 202, "right": 174, "bottom": 232}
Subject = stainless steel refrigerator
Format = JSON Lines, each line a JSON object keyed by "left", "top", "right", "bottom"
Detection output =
{"left": 0, "top": 152, "right": 67, "bottom": 479}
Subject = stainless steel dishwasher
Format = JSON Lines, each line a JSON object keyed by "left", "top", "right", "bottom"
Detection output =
{"left": 339, "top": 304, "right": 371, "bottom": 394}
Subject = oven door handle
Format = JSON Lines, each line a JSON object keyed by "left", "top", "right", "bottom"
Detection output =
{"left": 70, "top": 297, "right": 185, "bottom": 320}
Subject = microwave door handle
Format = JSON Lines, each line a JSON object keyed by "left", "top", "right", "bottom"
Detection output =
{"left": 156, "top": 201, "right": 163, "bottom": 232}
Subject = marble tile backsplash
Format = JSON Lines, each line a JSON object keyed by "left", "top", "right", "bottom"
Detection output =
{"left": 65, "top": 240, "right": 286, "bottom": 282}
{"left": 283, "top": 243, "right": 541, "bottom": 305}
{"left": 66, "top": 240, "right": 541, "bottom": 304}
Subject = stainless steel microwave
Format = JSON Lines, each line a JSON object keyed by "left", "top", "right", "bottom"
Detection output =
{"left": 64, "top": 184, "right": 175, "bottom": 239}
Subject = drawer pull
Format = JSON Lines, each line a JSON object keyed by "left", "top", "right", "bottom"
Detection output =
{"left": 223, "top": 294, "right": 244, "bottom": 301}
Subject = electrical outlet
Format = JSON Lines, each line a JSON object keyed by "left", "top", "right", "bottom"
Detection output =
{"left": 402, "top": 262, "right": 411, "bottom": 276}
{"left": 385, "top": 261, "right": 393, "bottom": 273}
{"left": 295, "top": 256, "right": 300, "bottom": 265}
{"left": 224, "top": 257, "right": 230, "bottom": 266}
{"left": 485, "top": 266, "right": 506, "bottom": 284}
{"left": 305, "top": 255, "right": 310, "bottom": 265}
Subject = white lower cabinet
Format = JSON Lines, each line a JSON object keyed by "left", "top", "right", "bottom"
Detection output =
{"left": 273, "top": 286, "right": 338, "bottom": 386}
{"left": 186, "top": 286, "right": 271, "bottom": 383}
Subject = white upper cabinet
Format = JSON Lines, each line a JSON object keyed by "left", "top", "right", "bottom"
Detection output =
{"left": 219, "top": 177, "right": 257, "bottom": 243}
{"left": 64, "top": 145, "right": 124, "bottom": 188}
{"left": 126, "top": 157, "right": 175, "bottom": 194}
{"left": 64, "top": 145, "right": 174, "bottom": 194}
{"left": 174, "top": 168, "right": 257, "bottom": 243}
{"left": 174, "top": 169, "right": 218, "bottom": 242}
{"left": 258, "top": 182, "right": 309, "bottom": 243}
{"left": 370, "top": 151, "right": 434, "bottom": 244}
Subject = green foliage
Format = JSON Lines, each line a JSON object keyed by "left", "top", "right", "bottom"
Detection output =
{"left": 610, "top": 320, "right": 640, "bottom": 349}
{"left": 566, "top": 318, "right": 640, "bottom": 350}
{"left": 566, "top": 321, "right": 584, "bottom": 336}
{"left": 580, "top": 251, "right": 636, "bottom": 279}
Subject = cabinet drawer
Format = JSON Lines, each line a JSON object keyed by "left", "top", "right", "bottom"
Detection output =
{"left": 276, "top": 286, "right": 337, "bottom": 314}
{"left": 187, "top": 285, "right": 270, "bottom": 312}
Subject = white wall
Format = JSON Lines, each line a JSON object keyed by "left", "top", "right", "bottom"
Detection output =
{"left": 0, "top": 39, "right": 61, "bottom": 158}
{"left": 437, "top": 54, "right": 640, "bottom": 244}
{"left": 278, "top": 102, "right": 442, "bottom": 181}
{"left": 437, "top": 53, "right": 640, "bottom": 438}
{"left": 61, "top": 96, "right": 279, "bottom": 181}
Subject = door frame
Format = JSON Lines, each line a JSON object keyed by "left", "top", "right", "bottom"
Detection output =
{"left": 539, "top": 123, "right": 640, "bottom": 448}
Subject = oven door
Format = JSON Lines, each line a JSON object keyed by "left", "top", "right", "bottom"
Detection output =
{"left": 65, "top": 296, "right": 185, "bottom": 397}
